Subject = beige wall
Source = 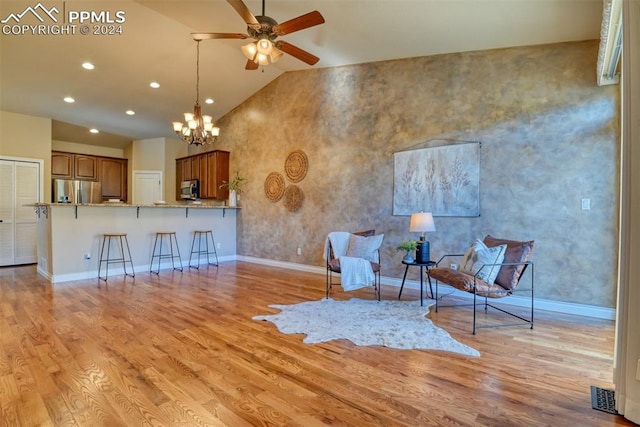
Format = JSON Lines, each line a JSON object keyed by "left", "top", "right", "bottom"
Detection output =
{"left": 52, "top": 140, "right": 125, "bottom": 158}
{"left": 209, "top": 40, "right": 619, "bottom": 308}
{"left": 130, "top": 137, "right": 187, "bottom": 203}
{"left": 0, "top": 110, "right": 52, "bottom": 200}
{"left": 131, "top": 138, "right": 165, "bottom": 171}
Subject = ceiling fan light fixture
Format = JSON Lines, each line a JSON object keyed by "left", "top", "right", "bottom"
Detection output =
{"left": 195, "top": 1, "right": 325, "bottom": 70}
{"left": 241, "top": 42, "right": 258, "bottom": 60}
{"left": 256, "top": 38, "right": 273, "bottom": 55}
{"left": 256, "top": 53, "right": 269, "bottom": 65}
{"left": 269, "top": 46, "right": 283, "bottom": 63}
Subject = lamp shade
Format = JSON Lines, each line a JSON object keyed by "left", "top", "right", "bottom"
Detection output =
{"left": 409, "top": 212, "right": 436, "bottom": 233}
{"left": 241, "top": 42, "right": 257, "bottom": 60}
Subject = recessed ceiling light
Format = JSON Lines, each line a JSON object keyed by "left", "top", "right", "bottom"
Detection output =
{"left": 150, "top": 82, "right": 160, "bottom": 89}
{"left": 63, "top": 96, "right": 75, "bottom": 103}
{"left": 205, "top": 98, "right": 214, "bottom": 104}
{"left": 82, "top": 62, "right": 95, "bottom": 70}
{"left": 125, "top": 110, "right": 135, "bottom": 116}
{"left": 89, "top": 128, "right": 99, "bottom": 134}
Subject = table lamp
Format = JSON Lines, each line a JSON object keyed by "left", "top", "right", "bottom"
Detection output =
{"left": 410, "top": 212, "right": 436, "bottom": 263}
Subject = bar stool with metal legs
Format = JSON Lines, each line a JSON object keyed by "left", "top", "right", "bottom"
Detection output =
{"left": 98, "top": 233, "right": 135, "bottom": 281}
{"left": 150, "top": 232, "right": 183, "bottom": 274}
{"left": 188, "top": 230, "right": 219, "bottom": 269}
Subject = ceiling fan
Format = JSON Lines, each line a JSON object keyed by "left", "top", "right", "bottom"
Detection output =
{"left": 192, "top": 0, "right": 325, "bottom": 70}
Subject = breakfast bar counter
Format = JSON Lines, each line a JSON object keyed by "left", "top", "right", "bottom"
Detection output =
{"left": 33, "top": 203, "right": 239, "bottom": 283}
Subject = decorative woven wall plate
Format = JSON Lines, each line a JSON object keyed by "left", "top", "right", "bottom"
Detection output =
{"left": 283, "top": 185, "right": 304, "bottom": 212}
{"left": 284, "top": 150, "right": 308, "bottom": 183}
{"left": 264, "top": 172, "right": 285, "bottom": 202}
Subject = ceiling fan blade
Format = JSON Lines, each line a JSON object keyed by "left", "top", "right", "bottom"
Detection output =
{"left": 275, "top": 41, "right": 320, "bottom": 65}
{"left": 272, "top": 11, "right": 325, "bottom": 36}
{"left": 245, "top": 59, "right": 259, "bottom": 70}
{"left": 192, "top": 32, "right": 249, "bottom": 40}
{"left": 227, "top": 0, "right": 259, "bottom": 25}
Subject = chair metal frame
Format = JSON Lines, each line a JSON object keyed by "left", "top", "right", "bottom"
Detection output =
{"left": 325, "top": 231, "right": 382, "bottom": 301}
{"left": 432, "top": 254, "right": 534, "bottom": 334}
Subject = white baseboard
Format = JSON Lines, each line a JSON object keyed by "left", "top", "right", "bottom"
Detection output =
{"left": 41, "top": 254, "right": 615, "bottom": 320}
{"left": 42, "top": 255, "right": 237, "bottom": 283}
{"left": 237, "top": 255, "right": 616, "bottom": 320}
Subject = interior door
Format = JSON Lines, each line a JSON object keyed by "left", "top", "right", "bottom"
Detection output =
{"left": 14, "top": 162, "right": 39, "bottom": 264}
{"left": 0, "top": 159, "right": 40, "bottom": 266}
{"left": 133, "top": 171, "right": 162, "bottom": 204}
{"left": 0, "top": 161, "right": 15, "bottom": 265}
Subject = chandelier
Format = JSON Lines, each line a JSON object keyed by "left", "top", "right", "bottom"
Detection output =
{"left": 172, "top": 40, "right": 220, "bottom": 145}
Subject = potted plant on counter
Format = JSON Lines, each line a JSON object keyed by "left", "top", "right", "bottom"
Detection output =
{"left": 396, "top": 240, "right": 417, "bottom": 263}
{"left": 220, "top": 171, "right": 245, "bottom": 207}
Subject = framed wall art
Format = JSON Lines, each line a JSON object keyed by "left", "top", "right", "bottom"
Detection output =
{"left": 393, "top": 141, "right": 480, "bottom": 216}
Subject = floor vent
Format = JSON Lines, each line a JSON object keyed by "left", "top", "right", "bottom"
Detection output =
{"left": 591, "top": 385, "right": 619, "bottom": 415}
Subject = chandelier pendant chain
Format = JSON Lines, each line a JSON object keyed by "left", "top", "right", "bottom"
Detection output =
{"left": 172, "top": 39, "right": 220, "bottom": 145}
{"left": 195, "top": 40, "right": 200, "bottom": 106}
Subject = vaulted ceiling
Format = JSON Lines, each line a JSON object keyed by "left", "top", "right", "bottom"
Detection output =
{"left": 0, "top": 0, "right": 604, "bottom": 148}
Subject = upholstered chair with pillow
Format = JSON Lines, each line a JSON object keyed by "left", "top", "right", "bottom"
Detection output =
{"left": 427, "top": 235, "right": 534, "bottom": 334}
{"left": 324, "top": 229, "right": 384, "bottom": 300}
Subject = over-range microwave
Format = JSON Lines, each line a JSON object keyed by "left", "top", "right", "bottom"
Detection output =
{"left": 180, "top": 179, "right": 199, "bottom": 200}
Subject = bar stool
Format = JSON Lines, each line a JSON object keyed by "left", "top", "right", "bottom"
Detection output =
{"left": 98, "top": 233, "right": 135, "bottom": 281}
{"left": 150, "top": 232, "right": 183, "bottom": 274}
{"left": 188, "top": 230, "right": 219, "bottom": 269}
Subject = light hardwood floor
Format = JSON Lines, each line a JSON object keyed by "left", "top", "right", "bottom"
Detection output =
{"left": 0, "top": 262, "right": 633, "bottom": 426}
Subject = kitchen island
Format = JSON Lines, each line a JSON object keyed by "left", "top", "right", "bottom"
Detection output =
{"left": 33, "top": 203, "right": 239, "bottom": 283}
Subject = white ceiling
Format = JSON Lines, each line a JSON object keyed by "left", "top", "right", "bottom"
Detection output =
{"left": 0, "top": 0, "right": 604, "bottom": 148}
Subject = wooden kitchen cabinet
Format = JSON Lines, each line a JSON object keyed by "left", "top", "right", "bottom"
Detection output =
{"left": 190, "top": 156, "right": 200, "bottom": 182}
{"left": 52, "top": 152, "right": 128, "bottom": 201}
{"left": 175, "top": 150, "right": 229, "bottom": 200}
{"left": 51, "top": 152, "right": 74, "bottom": 179}
{"left": 98, "top": 157, "right": 127, "bottom": 201}
{"left": 52, "top": 152, "right": 99, "bottom": 181}
{"left": 183, "top": 157, "right": 193, "bottom": 181}
{"left": 206, "top": 150, "right": 229, "bottom": 200}
{"left": 74, "top": 155, "right": 97, "bottom": 180}
{"left": 198, "top": 154, "right": 208, "bottom": 197}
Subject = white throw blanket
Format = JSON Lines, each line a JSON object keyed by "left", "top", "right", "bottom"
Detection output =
{"left": 338, "top": 256, "right": 375, "bottom": 291}
{"left": 325, "top": 232, "right": 375, "bottom": 291}
{"left": 324, "top": 232, "right": 350, "bottom": 260}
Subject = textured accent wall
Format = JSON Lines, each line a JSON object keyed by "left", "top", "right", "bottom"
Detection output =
{"left": 207, "top": 40, "right": 620, "bottom": 308}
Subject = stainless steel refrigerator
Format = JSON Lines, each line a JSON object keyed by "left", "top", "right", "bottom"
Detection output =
{"left": 53, "top": 179, "right": 103, "bottom": 204}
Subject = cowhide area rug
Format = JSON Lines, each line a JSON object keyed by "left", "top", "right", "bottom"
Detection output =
{"left": 253, "top": 298, "right": 479, "bottom": 357}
